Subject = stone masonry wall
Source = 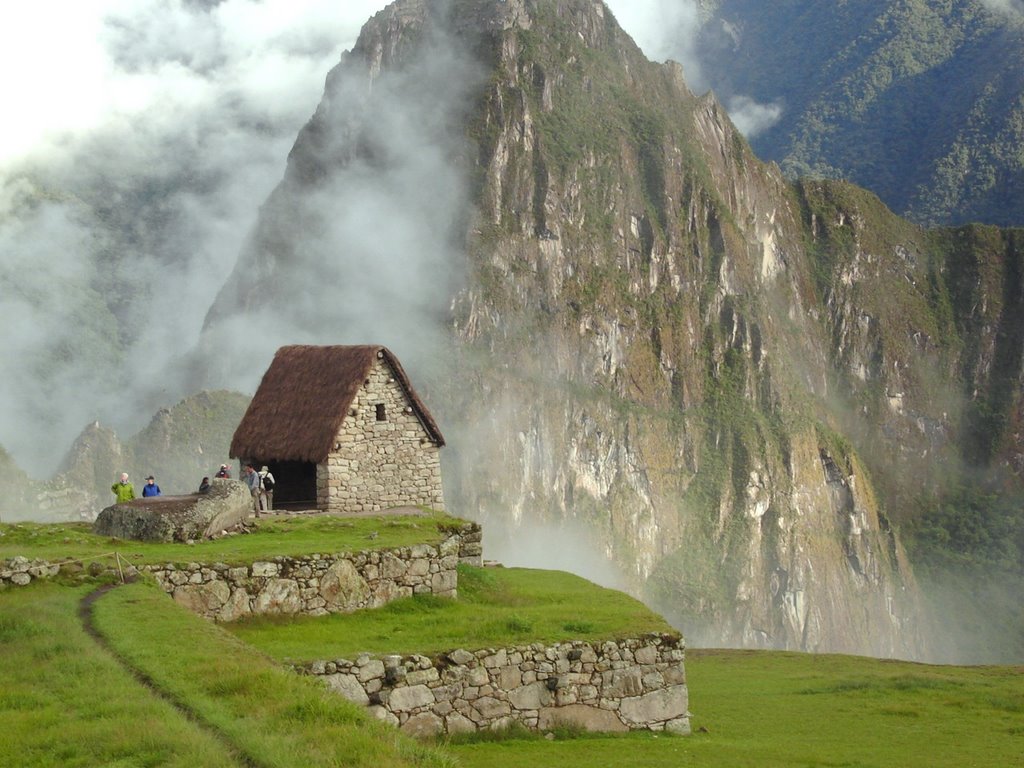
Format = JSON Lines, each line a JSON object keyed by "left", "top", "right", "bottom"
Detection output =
{"left": 318, "top": 354, "right": 445, "bottom": 513}
{"left": 303, "top": 635, "right": 689, "bottom": 737}
{"left": 0, "top": 524, "right": 483, "bottom": 594}
{"left": 147, "top": 525, "right": 481, "bottom": 622}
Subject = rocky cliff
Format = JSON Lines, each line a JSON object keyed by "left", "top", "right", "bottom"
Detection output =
{"left": 201, "top": 0, "right": 1024, "bottom": 659}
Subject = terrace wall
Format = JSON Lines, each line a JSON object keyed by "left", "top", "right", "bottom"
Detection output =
{"left": 301, "top": 635, "right": 690, "bottom": 736}
{"left": 147, "top": 523, "right": 482, "bottom": 622}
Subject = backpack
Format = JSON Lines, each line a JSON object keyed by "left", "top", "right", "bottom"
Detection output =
{"left": 262, "top": 473, "right": 275, "bottom": 491}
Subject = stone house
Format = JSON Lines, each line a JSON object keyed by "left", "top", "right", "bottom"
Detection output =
{"left": 230, "top": 345, "right": 445, "bottom": 513}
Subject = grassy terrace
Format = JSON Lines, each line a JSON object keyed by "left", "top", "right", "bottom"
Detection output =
{"left": 3, "top": 575, "right": 1020, "bottom": 768}
{"left": 0, "top": 512, "right": 464, "bottom": 568}
{"left": 447, "top": 650, "right": 1024, "bottom": 768}
{"left": 227, "top": 565, "right": 676, "bottom": 662}
{"left": 0, "top": 581, "right": 450, "bottom": 768}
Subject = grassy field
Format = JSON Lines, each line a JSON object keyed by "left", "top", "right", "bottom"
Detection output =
{"left": 0, "top": 512, "right": 462, "bottom": 568}
{"left": 0, "top": 582, "right": 239, "bottom": 768}
{"left": 446, "top": 649, "right": 1024, "bottom": 767}
{"left": 3, "top": 527, "right": 1022, "bottom": 768}
{"left": 228, "top": 564, "right": 676, "bottom": 661}
{"left": 0, "top": 579, "right": 450, "bottom": 768}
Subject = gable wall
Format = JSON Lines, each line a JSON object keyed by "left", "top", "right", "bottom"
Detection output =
{"left": 317, "top": 355, "right": 444, "bottom": 512}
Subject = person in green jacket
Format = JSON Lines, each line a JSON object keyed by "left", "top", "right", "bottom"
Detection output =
{"left": 111, "top": 472, "right": 135, "bottom": 503}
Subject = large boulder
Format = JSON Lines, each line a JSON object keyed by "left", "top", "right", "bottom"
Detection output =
{"left": 92, "top": 479, "right": 251, "bottom": 542}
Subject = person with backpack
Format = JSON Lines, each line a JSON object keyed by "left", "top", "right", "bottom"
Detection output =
{"left": 259, "top": 465, "right": 275, "bottom": 512}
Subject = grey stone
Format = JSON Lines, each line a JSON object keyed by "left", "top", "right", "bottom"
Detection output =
{"left": 538, "top": 704, "right": 628, "bottom": 733}
{"left": 93, "top": 479, "right": 250, "bottom": 542}
{"left": 448, "top": 648, "right": 475, "bottom": 665}
{"left": 389, "top": 685, "right": 435, "bottom": 712}
{"left": 368, "top": 705, "right": 400, "bottom": 727}
{"left": 619, "top": 685, "right": 689, "bottom": 725}
{"left": 602, "top": 667, "right": 644, "bottom": 697}
{"left": 498, "top": 665, "right": 522, "bottom": 689}
{"left": 253, "top": 578, "right": 302, "bottom": 614}
{"left": 400, "top": 712, "right": 444, "bottom": 738}
{"left": 665, "top": 716, "right": 691, "bottom": 735}
{"left": 10, "top": 572, "right": 31, "bottom": 586}
{"left": 445, "top": 712, "right": 476, "bottom": 735}
{"left": 357, "top": 659, "right": 386, "bottom": 682}
{"left": 472, "top": 696, "right": 511, "bottom": 721}
{"left": 508, "top": 681, "right": 551, "bottom": 711}
{"left": 172, "top": 580, "right": 230, "bottom": 616}
{"left": 325, "top": 673, "right": 369, "bottom": 705}
{"left": 251, "top": 561, "right": 279, "bottom": 578}
{"left": 634, "top": 645, "right": 659, "bottom": 665}
{"left": 320, "top": 559, "right": 370, "bottom": 611}
{"left": 406, "top": 668, "right": 439, "bottom": 685}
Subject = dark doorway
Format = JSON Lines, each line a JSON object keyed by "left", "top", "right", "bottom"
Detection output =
{"left": 263, "top": 460, "right": 317, "bottom": 511}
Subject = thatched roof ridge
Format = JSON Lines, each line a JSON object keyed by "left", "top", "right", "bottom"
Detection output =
{"left": 230, "top": 345, "right": 444, "bottom": 463}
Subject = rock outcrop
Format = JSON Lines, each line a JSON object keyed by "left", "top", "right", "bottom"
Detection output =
{"left": 198, "top": 0, "right": 1024, "bottom": 660}
{"left": 93, "top": 479, "right": 251, "bottom": 542}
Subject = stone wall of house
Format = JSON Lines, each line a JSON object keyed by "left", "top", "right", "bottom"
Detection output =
{"left": 318, "top": 354, "right": 445, "bottom": 514}
{"left": 147, "top": 527, "right": 482, "bottom": 621}
{"left": 302, "top": 635, "right": 689, "bottom": 737}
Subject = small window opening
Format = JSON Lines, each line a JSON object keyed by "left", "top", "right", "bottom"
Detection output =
{"left": 375, "top": 403, "right": 387, "bottom": 421}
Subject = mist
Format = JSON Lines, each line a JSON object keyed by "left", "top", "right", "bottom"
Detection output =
{"left": 0, "top": 0, "right": 392, "bottom": 475}
{"left": 981, "top": 0, "right": 1024, "bottom": 18}
{"left": 1, "top": 0, "right": 726, "bottom": 476}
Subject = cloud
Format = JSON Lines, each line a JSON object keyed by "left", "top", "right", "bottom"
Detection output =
{"left": 980, "top": 0, "right": 1024, "bottom": 17}
{"left": 604, "top": 0, "right": 706, "bottom": 90}
{"left": 195, "top": 6, "right": 483, "bottom": 395}
{"left": 604, "top": 1, "right": 782, "bottom": 137}
{"left": 0, "top": 0, "right": 392, "bottom": 474}
{"left": 726, "top": 94, "right": 784, "bottom": 139}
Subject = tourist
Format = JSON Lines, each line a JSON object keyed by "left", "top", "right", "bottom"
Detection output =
{"left": 198, "top": 476, "right": 211, "bottom": 494}
{"left": 142, "top": 475, "right": 162, "bottom": 497}
{"left": 111, "top": 473, "right": 135, "bottom": 503}
{"left": 243, "top": 463, "right": 261, "bottom": 517}
{"left": 215, "top": 463, "right": 231, "bottom": 479}
{"left": 258, "top": 465, "right": 275, "bottom": 512}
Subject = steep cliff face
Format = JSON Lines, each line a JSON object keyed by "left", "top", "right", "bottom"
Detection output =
{"left": 199, "top": 0, "right": 1024, "bottom": 658}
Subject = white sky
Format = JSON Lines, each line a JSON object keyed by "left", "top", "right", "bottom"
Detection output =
{"left": 0, "top": 0, "right": 391, "bottom": 169}
{"left": 0, "top": 1, "right": 703, "bottom": 171}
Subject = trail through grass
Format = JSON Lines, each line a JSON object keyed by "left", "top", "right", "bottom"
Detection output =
{"left": 0, "top": 582, "right": 240, "bottom": 768}
{"left": 90, "top": 579, "right": 452, "bottom": 768}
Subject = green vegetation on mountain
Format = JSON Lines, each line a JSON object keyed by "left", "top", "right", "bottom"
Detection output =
{"left": 695, "top": 0, "right": 1024, "bottom": 226}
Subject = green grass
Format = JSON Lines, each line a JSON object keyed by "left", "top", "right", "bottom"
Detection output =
{"left": 3, "top": 576, "right": 1022, "bottom": 768}
{"left": 0, "top": 582, "right": 239, "bottom": 767}
{"left": 0, "top": 512, "right": 464, "bottom": 568}
{"left": 227, "top": 565, "right": 676, "bottom": 662}
{"left": 90, "top": 579, "right": 451, "bottom": 768}
{"left": 444, "top": 649, "right": 1024, "bottom": 768}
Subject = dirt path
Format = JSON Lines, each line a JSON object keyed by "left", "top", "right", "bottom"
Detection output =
{"left": 78, "top": 583, "right": 260, "bottom": 768}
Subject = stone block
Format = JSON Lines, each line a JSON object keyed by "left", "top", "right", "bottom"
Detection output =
{"left": 401, "top": 712, "right": 443, "bottom": 738}
{"left": 634, "top": 645, "right": 659, "bottom": 665}
{"left": 508, "top": 682, "right": 551, "bottom": 711}
{"left": 324, "top": 673, "right": 369, "bottom": 706}
{"left": 538, "top": 704, "right": 628, "bottom": 733}
{"left": 389, "top": 685, "right": 436, "bottom": 712}
{"left": 618, "top": 685, "right": 689, "bottom": 725}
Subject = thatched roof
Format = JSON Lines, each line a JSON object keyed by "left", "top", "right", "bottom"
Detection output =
{"left": 230, "top": 345, "right": 445, "bottom": 463}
